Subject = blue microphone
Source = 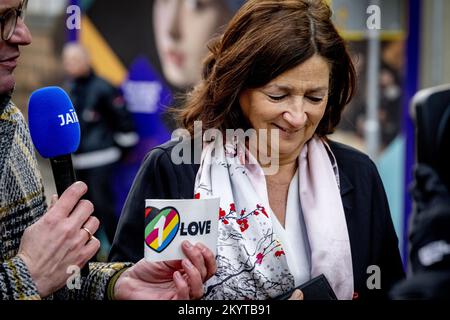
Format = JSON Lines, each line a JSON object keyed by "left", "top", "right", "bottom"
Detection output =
{"left": 28, "top": 87, "right": 89, "bottom": 276}
{"left": 28, "top": 86, "right": 80, "bottom": 196}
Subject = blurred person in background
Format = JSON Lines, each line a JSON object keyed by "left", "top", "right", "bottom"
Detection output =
{"left": 391, "top": 86, "right": 450, "bottom": 299}
{"left": 391, "top": 165, "right": 450, "bottom": 299}
{"left": 335, "top": 44, "right": 366, "bottom": 150}
{"left": 62, "top": 43, "right": 139, "bottom": 248}
{"left": 1, "top": 0, "right": 216, "bottom": 300}
{"left": 378, "top": 41, "right": 404, "bottom": 149}
{"left": 337, "top": 40, "right": 404, "bottom": 152}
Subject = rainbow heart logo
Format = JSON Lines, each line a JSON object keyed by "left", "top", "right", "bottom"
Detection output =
{"left": 145, "top": 206, "right": 180, "bottom": 253}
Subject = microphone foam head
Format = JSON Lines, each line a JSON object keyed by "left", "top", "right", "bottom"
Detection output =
{"left": 28, "top": 86, "right": 80, "bottom": 158}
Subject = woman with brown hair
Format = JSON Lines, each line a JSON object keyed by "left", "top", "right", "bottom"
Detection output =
{"left": 111, "top": 0, "right": 404, "bottom": 300}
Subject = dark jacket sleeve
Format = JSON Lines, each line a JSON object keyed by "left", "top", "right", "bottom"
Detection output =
{"left": 109, "top": 148, "right": 175, "bottom": 263}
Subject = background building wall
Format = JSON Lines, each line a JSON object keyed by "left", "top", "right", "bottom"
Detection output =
{"left": 420, "top": 0, "right": 450, "bottom": 89}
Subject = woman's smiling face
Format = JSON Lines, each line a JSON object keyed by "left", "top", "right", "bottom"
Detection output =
{"left": 239, "top": 55, "right": 330, "bottom": 162}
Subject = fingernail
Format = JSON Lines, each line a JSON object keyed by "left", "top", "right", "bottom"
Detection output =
{"left": 74, "top": 181, "right": 87, "bottom": 192}
{"left": 174, "top": 271, "right": 181, "bottom": 280}
{"left": 183, "top": 259, "right": 193, "bottom": 269}
{"left": 183, "top": 241, "right": 192, "bottom": 249}
{"left": 294, "top": 290, "right": 303, "bottom": 299}
{"left": 196, "top": 243, "right": 207, "bottom": 252}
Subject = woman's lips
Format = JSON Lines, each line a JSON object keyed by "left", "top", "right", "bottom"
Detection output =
{"left": 165, "top": 50, "right": 185, "bottom": 68}
{"left": 273, "top": 123, "right": 300, "bottom": 134}
{"left": 272, "top": 123, "right": 305, "bottom": 140}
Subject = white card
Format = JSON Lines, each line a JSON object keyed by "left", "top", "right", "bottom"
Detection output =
{"left": 144, "top": 198, "right": 219, "bottom": 262}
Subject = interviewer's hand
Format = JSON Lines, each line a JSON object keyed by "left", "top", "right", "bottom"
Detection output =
{"left": 17, "top": 182, "right": 100, "bottom": 298}
{"left": 113, "top": 241, "right": 217, "bottom": 300}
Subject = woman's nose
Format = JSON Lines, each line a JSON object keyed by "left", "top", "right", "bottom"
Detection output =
{"left": 168, "top": 0, "right": 182, "bottom": 41}
{"left": 283, "top": 99, "right": 307, "bottom": 129}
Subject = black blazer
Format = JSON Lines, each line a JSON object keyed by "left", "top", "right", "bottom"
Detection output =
{"left": 110, "top": 139, "right": 405, "bottom": 299}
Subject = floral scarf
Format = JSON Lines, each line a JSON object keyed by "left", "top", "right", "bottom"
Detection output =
{"left": 195, "top": 136, "right": 354, "bottom": 300}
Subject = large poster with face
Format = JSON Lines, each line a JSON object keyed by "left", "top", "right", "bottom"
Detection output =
{"left": 74, "top": 0, "right": 244, "bottom": 219}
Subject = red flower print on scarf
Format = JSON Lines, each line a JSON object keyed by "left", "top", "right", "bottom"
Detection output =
{"left": 275, "top": 250, "right": 285, "bottom": 257}
{"left": 256, "top": 253, "right": 264, "bottom": 265}
{"left": 257, "top": 204, "right": 269, "bottom": 218}
{"left": 237, "top": 218, "right": 249, "bottom": 232}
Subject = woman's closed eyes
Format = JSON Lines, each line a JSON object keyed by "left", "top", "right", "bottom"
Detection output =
{"left": 266, "top": 94, "right": 325, "bottom": 103}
